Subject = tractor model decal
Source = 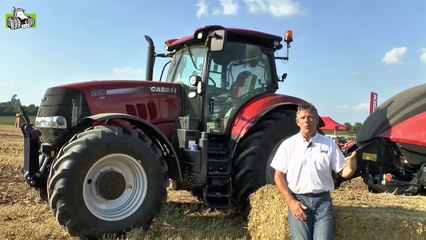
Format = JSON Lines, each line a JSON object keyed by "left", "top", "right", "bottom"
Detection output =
{"left": 106, "top": 87, "right": 147, "bottom": 96}
{"left": 6, "top": 7, "right": 36, "bottom": 30}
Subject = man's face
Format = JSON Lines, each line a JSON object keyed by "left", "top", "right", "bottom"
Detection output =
{"left": 296, "top": 109, "right": 319, "bottom": 136}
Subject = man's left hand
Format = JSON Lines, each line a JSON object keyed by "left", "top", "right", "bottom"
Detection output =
{"left": 340, "top": 151, "right": 357, "bottom": 179}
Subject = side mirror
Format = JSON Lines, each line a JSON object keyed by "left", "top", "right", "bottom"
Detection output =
{"left": 209, "top": 29, "right": 226, "bottom": 52}
{"left": 278, "top": 73, "right": 287, "bottom": 82}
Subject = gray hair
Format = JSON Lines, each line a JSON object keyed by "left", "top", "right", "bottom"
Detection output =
{"left": 296, "top": 103, "right": 319, "bottom": 119}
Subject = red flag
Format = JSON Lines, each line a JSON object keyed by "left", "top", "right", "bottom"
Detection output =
{"left": 370, "top": 92, "right": 378, "bottom": 114}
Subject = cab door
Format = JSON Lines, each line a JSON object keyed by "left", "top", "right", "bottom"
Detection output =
{"left": 165, "top": 46, "right": 208, "bottom": 120}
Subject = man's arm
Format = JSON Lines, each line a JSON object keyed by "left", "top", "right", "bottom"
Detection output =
{"left": 339, "top": 151, "right": 357, "bottom": 179}
{"left": 274, "top": 170, "right": 307, "bottom": 221}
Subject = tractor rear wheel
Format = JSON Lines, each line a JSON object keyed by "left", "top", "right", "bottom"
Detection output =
{"left": 232, "top": 109, "right": 298, "bottom": 213}
{"left": 47, "top": 125, "right": 167, "bottom": 238}
{"left": 27, "top": 17, "right": 35, "bottom": 27}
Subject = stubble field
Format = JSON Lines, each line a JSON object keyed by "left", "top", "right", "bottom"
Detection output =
{"left": 0, "top": 125, "right": 248, "bottom": 239}
{"left": 4, "top": 124, "right": 420, "bottom": 240}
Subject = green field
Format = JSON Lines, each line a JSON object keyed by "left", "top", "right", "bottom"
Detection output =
{"left": 0, "top": 116, "right": 36, "bottom": 126}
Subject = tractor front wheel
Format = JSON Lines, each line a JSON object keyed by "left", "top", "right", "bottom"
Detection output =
{"left": 7, "top": 17, "right": 19, "bottom": 30}
{"left": 47, "top": 125, "right": 167, "bottom": 238}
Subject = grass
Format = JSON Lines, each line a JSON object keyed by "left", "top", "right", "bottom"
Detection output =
{"left": 0, "top": 116, "right": 18, "bottom": 126}
{"left": 0, "top": 116, "right": 36, "bottom": 126}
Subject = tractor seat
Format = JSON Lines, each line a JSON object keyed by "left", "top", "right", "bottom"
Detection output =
{"left": 232, "top": 70, "right": 256, "bottom": 98}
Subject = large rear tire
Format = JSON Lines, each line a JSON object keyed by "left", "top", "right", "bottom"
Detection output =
{"left": 232, "top": 109, "right": 298, "bottom": 213}
{"left": 47, "top": 125, "right": 168, "bottom": 238}
{"left": 27, "top": 17, "right": 35, "bottom": 27}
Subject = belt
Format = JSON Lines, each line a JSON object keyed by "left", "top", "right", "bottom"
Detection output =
{"left": 297, "top": 192, "right": 329, "bottom": 197}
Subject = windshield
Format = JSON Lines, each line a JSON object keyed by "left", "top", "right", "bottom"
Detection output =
{"left": 165, "top": 46, "right": 207, "bottom": 84}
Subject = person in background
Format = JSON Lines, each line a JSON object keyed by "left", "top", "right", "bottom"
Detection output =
{"left": 15, "top": 113, "right": 22, "bottom": 128}
{"left": 270, "top": 103, "right": 357, "bottom": 240}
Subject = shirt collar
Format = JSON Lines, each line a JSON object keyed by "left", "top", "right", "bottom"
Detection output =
{"left": 298, "top": 132, "right": 318, "bottom": 147}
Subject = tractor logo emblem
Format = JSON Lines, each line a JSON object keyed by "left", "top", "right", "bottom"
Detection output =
{"left": 6, "top": 7, "right": 36, "bottom": 30}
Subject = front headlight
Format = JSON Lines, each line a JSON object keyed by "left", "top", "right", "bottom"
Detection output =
{"left": 35, "top": 116, "right": 68, "bottom": 129}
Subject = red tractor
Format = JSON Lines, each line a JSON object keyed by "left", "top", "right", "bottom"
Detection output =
{"left": 13, "top": 26, "right": 309, "bottom": 238}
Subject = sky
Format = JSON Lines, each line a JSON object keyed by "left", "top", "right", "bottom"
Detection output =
{"left": 1, "top": 0, "right": 425, "bottom": 125}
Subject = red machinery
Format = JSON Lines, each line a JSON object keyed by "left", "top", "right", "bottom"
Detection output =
{"left": 344, "top": 83, "right": 426, "bottom": 195}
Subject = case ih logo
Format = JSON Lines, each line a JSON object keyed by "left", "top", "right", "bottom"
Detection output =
{"left": 150, "top": 86, "right": 177, "bottom": 93}
{"left": 5, "top": 7, "right": 36, "bottom": 30}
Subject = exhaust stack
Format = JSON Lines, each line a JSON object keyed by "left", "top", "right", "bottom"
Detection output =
{"left": 144, "top": 35, "right": 155, "bottom": 81}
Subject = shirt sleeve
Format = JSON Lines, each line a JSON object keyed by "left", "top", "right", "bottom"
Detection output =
{"left": 270, "top": 141, "right": 288, "bottom": 173}
{"left": 330, "top": 144, "right": 346, "bottom": 173}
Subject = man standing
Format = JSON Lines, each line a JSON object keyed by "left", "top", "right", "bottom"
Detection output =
{"left": 270, "top": 103, "right": 357, "bottom": 240}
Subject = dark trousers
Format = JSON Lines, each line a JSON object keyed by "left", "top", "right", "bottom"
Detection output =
{"left": 288, "top": 192, "right": 334, "bottom": 240}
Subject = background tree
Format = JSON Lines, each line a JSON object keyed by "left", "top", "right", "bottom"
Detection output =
{"left": 351, "top": 122, "right": 363, "bottom": 136}
{"left": 25, "top": 104, "right": 39, "bottom": 115}
{"left": 344, "top": 122, "right": 352, "bottom": 129}
{"left": 0, "top": 102, "right": 39, "bottom": 116}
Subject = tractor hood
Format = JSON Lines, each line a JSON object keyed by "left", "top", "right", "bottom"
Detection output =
{"left": 42, "top": 80, "right": 183, "bottom": 122}
{"left": 36, "top": 80, "right": 183, "bottom": 142}
{"left": 356, "top": 83, "right": 426, "bottom": 143}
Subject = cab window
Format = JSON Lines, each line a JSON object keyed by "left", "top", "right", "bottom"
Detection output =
{"left": 165, "top": 46, "right": 207, "bottom": 85}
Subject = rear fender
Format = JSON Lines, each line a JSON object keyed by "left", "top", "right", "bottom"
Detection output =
{"left": 229, "top": 94, "right": 306, "bottom": 141}
{"left": 83, "top": 113, "right": 182, "bottom": 181}
{"left": 379, "top": 111, "right": 426, "bottom": 148}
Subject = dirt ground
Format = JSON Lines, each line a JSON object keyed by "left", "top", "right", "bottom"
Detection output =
{"left": 0, "top": 126, "right": 40, "bottom": 205}
{"left": 0, "top": 124, "right": 371, "bottom": 239}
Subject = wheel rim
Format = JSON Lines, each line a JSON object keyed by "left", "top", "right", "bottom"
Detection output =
{"left": 83, "top": 153, "right": 147, "bottom": 221}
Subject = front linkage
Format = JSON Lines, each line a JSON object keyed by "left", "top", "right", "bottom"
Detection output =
{"left": 11, "top": 95, "right": 53, "bottom": 191}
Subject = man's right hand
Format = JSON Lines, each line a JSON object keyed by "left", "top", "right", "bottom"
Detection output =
{"left": 274, "top": 170, "right": 308, "bottom": 221}
{"left": 288, "top": 198, "right": 307, "bottom": 221}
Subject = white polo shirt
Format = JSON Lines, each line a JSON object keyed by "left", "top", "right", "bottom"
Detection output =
{"left": 270, "top": 132, "right": 346, "bottom": 194}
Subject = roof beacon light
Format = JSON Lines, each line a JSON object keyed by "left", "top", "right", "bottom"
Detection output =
{"left": 276, "top": 30, "right": 293, "bottom": 63}
{"left": 284, "top": 30, "right": 293, "bottom": 44}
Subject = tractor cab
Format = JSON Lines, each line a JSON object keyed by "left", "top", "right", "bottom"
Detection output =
{"left": 163, "top": 26, "right": 287, "bottom": 135}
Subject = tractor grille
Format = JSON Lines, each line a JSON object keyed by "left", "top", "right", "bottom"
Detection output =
{"left": 125, "top": 102, "right": 158, "bottom": 120}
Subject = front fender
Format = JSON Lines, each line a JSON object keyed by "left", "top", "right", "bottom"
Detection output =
{"left": 229, "top": 94, "right": 307, "bottom": 141}
{"left": 84, "top": 113, "right": 182, "bottom": 181}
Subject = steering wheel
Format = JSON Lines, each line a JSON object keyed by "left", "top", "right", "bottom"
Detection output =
{"left": 208, "top": 77, "right": 217, "bottom": 87}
